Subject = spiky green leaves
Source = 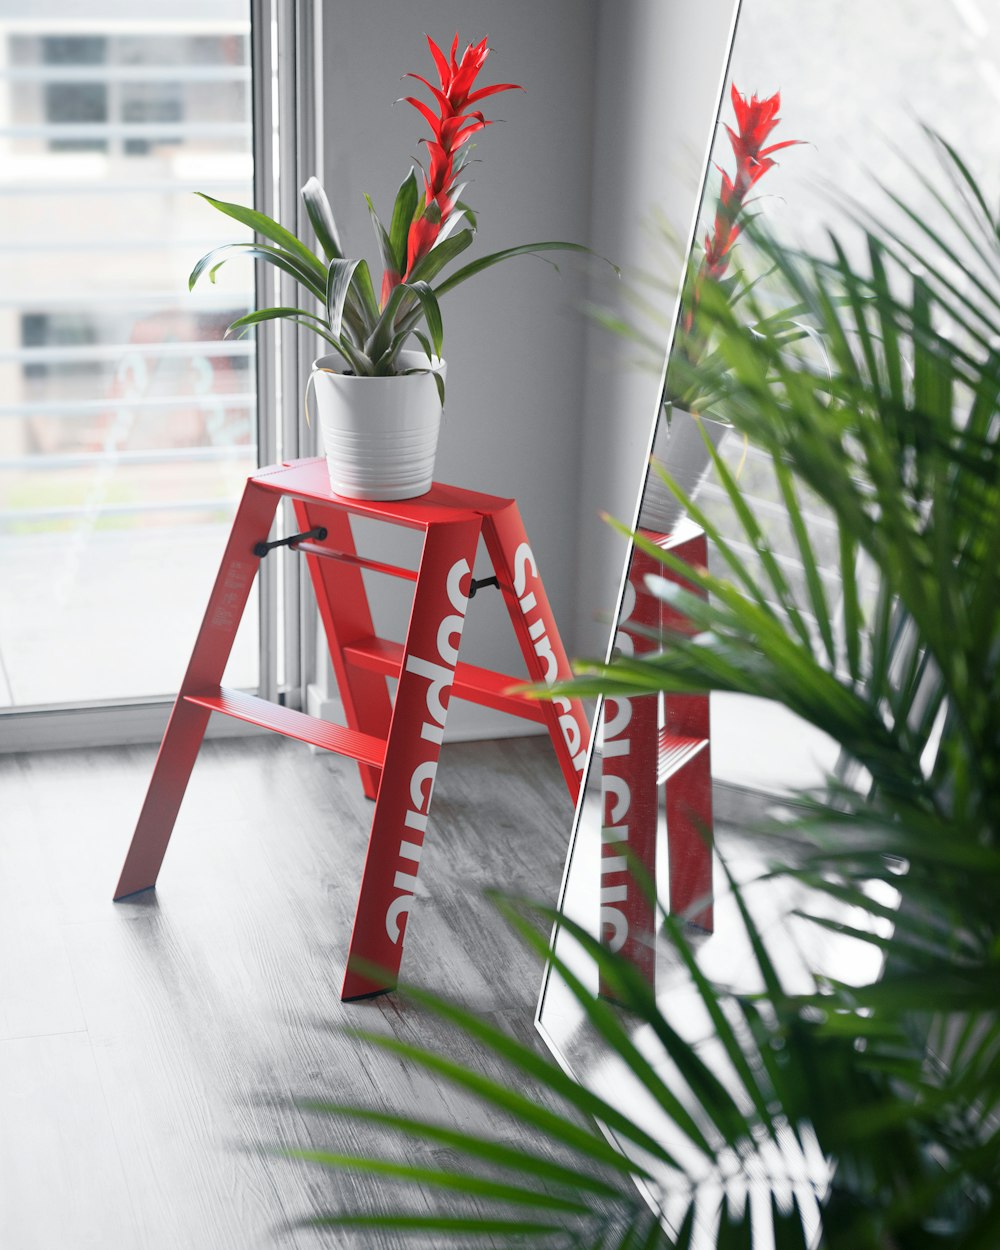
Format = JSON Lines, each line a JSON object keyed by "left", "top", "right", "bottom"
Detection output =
{"left": 189, "top": 173, "right": 600, "bottom": 381}
{"left": 301, "top": 175, "right": 343, "bottom": 261}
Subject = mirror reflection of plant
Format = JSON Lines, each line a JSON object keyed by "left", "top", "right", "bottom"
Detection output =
{"left": 189, "top": 35, "right": 598, "bottom": 388}
{"left": 270, "top": 133, "right": 999, "bottom": 1247}
{"left": 585, "top": 87, "right": 805, "bottom": 420}
{"left": 666, "top": 86, "right": 803, "bottom": 417}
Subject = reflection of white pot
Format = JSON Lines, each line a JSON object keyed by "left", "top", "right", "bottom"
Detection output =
{"left": 639, "top": 405, "right": 730, "bottom": 534}
{"left": 311, "top": 350, "right": 446, "bottom": 500}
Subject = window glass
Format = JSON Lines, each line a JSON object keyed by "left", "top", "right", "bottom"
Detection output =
{"left": 0, "top": 7, "right": 257, "bottom": 709}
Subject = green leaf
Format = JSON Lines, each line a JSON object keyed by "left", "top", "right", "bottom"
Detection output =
{"left": 406, "top": 227, "right": 476, "bottom": 286}
{"left": 363, "top": 278, "right": 409, "bottom": 363}
{"left": 401, "top": 279, "right": 443, "bottom": 360}
{"left": 189, "top": 241, "right": 326, "bottom": 304}
{"left": 716, "top": 1192, "right": 754, "bottom": 1249}
{"left": 325, "top": 257, "right": 366, "bottom": 341}
{"left": 702, "top": 434, "right": 817, "bottom": 655}
{"left": 225, "top": 305, "right": 335, "bottom": 343}
{"left": 331, "top": 336, "right": 374, "bottom": 377}
{"left": 838, "top": 526, "right": 863, "bottom": 683}
{"left": 434, "top": 240, "right": 602, "bottom": 297}
{"left": 388, "top": 167, "right": 421, "bottom": 274}
{"left": 334, "top": 1025, "right": 665, "bottom": 1178}
{"left": 495, "top": 898, "right": 756, "bottom": 1155}
{"left": 352, "top": 987, "right": 686, "bottom": 1171}
{"left": 455, "top": 198, "right": 479, "bottom": 231}
{"left": 294, "top": 1102, "right": 627, "bottom": 1200}
{"left": 923, "top": 125, "right": 998, "bottom": 234}
{"left": 300, "top": 175, "right": 343, "bottom": 260}
{"left": 282, "top": 1146, "right": 594, "bottom": 1214}
{"left": 771, "top": 1194, "right": 813, "bottom": 1249}
{"left": 771, "top": 458, "right": 837, "bottom": 666}
{"left": 641, "top": 456, "right": 788, "bottom": 629}
{"left": 365, "top": 193, "right": 398, "bottom": 287}
{"left": 665, "top": 1205, "right": 697, "bottom": 1250}
{"left": 193, "top": 191, "right": 326, "bottom": 284}
{"left": 303, "top": 1212, "right": 569, "bottom": 1238}
{"left": 348, "top": 257, "right": 380, "bottom": 328}
{"left": 396, "top": 361, "right": 446, "bottom": 406}
{"left": 363, "top": 278, "right": 444, "bottom": 378}
{"left": 433, "top": 190, "right": 475, "bottom": 248}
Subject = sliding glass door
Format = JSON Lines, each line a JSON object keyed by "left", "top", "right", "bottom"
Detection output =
{"left": 0, "top": 4, "right": 260, "bottom": 718}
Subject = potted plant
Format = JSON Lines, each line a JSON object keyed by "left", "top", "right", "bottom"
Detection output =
{"left": 190, "top": 34, "right": 598, "bottom": 500}
{"left": 641, "top": 85, "right": 803, "bottom": 533}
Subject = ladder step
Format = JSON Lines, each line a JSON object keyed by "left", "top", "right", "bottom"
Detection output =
{"left": 658, "top": 731, "right": 709, "bottom": 783}
{"left": 343, "top": 637, "right": 546, "bottom": 724}
{"left": 294, "top": 541, "right": 419, "bottom": 581}
{"left": 184, "top": 686, "right": 387, "bottom": 768}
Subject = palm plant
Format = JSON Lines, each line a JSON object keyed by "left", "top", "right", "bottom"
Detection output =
{"left": 275, "top": 131, "right": 1000, "bottom": 1248}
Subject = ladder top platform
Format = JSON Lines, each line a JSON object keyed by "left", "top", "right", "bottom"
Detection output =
{"left": 252, "top": 458, "right": 518, "bottom": 529}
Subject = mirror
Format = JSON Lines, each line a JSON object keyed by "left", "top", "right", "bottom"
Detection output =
{"left": 539, "top": 0, "right": 1000, "bottom": 1231}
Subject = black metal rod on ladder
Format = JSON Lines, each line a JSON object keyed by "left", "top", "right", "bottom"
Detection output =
{"left": 468, "top": 575, "right": 500, "bottom": 599}
{"left": 254, "top": 527, "right": 327, "bottom": 558}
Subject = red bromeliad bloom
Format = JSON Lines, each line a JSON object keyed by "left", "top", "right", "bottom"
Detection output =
{"left": 380, "top": 34, "right": 519, "bottom": 305}
{"left": 699, "top": 85, "right": 801, "bottom": 285}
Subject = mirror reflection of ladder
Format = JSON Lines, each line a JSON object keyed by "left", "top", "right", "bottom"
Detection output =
{"left": 113, "top": 458, "right": 589, "bottom": 999}
{"left": 599, "top": 526, "right": 714, "bottom": 991}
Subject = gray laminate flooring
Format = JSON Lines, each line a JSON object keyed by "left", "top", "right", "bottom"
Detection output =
{"left": 0, "top": 733, "right": 572, "bottom": 1250}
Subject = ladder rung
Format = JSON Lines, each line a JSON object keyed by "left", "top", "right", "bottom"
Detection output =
{"left": 294, "top": 541, "right": 419, "bottom": 581}
{"left": 343, "top": 637, "right": 546, "bottom": 725}
{"left": 658, "top": 731, "right": 709, "bottom": 783}
{"left": 184, "top": 686, "right": 387, "bottom": 767}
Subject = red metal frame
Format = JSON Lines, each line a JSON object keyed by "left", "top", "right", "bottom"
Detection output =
{"left": 598, "top": 526, "right": 714, "bottom": 994}
{"left": 482, "top": 501, "right": 590, "bottom": 793}
{"left": 657, "top": 529, "right": 714, "bottom": 933}
{"left": 113, "top": 458, "right": 588, "bottom": 1000}
{"left": 599, "top": 546, "right": 660, "bottom": 988}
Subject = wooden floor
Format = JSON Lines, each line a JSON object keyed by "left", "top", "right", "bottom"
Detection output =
{"left": 0, "top": 733, "right": 574, "bottom": 1249}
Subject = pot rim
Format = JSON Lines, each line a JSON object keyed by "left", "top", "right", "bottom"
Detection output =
{"left": 663, "top": 400, "right": 732, "bottom": 429}
{"left": 312, "top": 349, "right": 445, "bottom": 379}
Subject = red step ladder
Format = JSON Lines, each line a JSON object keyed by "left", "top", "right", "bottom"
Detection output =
{"left": 113, "top": 458, "right": 590, "bottom": 1000}
{"left": 599, "top": 526, "right": 714, "bottom": 992}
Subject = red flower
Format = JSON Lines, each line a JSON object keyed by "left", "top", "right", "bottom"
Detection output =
{"left": 685, "top": 84, "right": 801, "bottom": 331}
{"left": 399, "top": 34, "right": 520, "bottom": 281}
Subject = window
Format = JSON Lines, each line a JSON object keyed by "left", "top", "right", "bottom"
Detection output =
{"left": 0, "top": 7, "right": 261, "bottom": 719}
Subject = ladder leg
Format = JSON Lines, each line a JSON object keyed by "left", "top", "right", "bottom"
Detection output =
{"left": 660, "top": 530, "right": 714, "bottom": 931}
{"left": 600, "top": 694, "right": 659, "bottom": 988}
{"left": 482, "top": 501, "right": 590, "bottom": 802}
{"left": 599, "top": 545, "right": 661, "bottom": 992}
{"left": 341, "top": 515, "right": 482, "bottom": 999}
{"left": 113, "top": 479, "right": 279, "bottom": 899}
{"left": 664, "top": 694, "right": 714, "bottom": 932}
{"left": 291, "top": 500, "right": 392, "bottom": 800}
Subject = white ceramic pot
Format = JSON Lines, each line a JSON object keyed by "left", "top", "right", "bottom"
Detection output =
{"left": 310, "top": 350, "right": 446, "bottom": 500}
{"left": 639, "top": 405, "right": 729, "bottom": 534}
